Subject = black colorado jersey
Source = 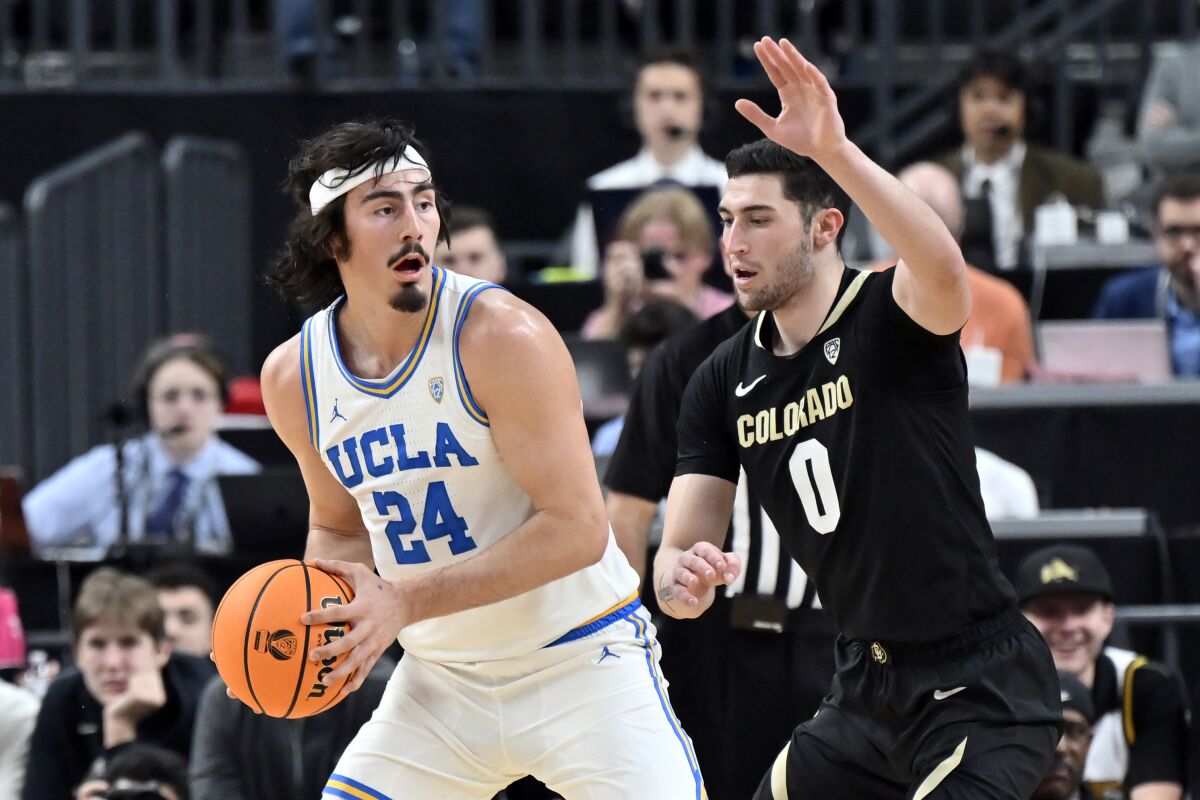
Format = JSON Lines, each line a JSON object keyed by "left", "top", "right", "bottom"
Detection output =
{"left": 677, "top": 266, "right": 1014, "bottom": 643}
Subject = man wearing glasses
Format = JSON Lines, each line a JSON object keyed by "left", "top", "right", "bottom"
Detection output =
{"left": 1092, "top": 173, "right": 1200, "bottom": 377}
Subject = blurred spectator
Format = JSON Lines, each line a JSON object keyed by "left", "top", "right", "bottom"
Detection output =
{"left": 1138, "top": 37, "right": 1200, "bottom": 174}
{"left": 1032, "top": 671, "right": 1097, "bottom": 800}
{"left": 0, "top": 679, "right": 38, "bottom": 799}
{"left": 569, "top": 48, "right": 726, "bottom": 276}
{"left": 76, "top": 744, "right": 189, "bottom": 800}
{"left": 22, "top": 568, "right": 213, "bottom": 800}
{"left": 938, "top": 49, "right": 1104, "bottom": 269}
{"left": 590, "top": 299, "right": 697, "bottom": 458}
{"left": 1017, "top": 545, "right": 1188, "bottom": 799}
{"left": 582, "top": 186, "right": 731, "bottom": 338}
{"left": 434, "top": 205, "right": 509, "bottom": 285}
{"left": 23, "top": 334, "right": 260, "bottom": 556}
{"left": 189, "top": 663, "right": 389, "bottom": 799}
{"left": 146, "top": 563, "right": 217, "bottom": 659}
{"left": 893, "top": 161, "right": 1036, "bottom": 383}
{"left": 1092, "top": 172, "right": 1200, "bottom": 377}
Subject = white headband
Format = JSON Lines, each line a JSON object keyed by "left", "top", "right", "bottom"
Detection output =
{"left": 308, "top": 146, "right": 431, "bottom": 215}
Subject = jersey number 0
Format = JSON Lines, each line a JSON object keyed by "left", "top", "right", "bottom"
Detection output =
{"left": 788, "top": 439, "right": 840, "bottom": 534}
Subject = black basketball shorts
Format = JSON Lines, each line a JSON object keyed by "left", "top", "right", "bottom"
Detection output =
{"left": 753, "top": 607, "right": 1063, "bottom": 800}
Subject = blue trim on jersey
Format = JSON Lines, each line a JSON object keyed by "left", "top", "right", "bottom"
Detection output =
{"left": 324, "top": 774, "right": 395, "bottom": 800}
{"left": 543, "top": 596, "right": 642, "bottom": 648}
{"left": 452, "top": 282, "right": 506, "bottom": 426}
{"left": 300, "top": 317, "right": 320, "bottom": 449}
{"left": 326, "top": 267, "right": 447, "bottom": 398}
{"left": 627, "top": 612, "right": 704, "bottom": 799}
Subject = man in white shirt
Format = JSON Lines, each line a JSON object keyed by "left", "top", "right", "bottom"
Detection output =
{"left": 23, "top": 335, "right": 260, "bottom": 555}
{"left": 570, "top": 48, "right": 727, "bottom": 276}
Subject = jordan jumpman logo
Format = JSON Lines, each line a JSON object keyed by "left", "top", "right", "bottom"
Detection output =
{"left": 596, "top": 645, "right": 621, "bottom": 664}
{"left": 330, "top": 399, "right": 347, "bottom": 423}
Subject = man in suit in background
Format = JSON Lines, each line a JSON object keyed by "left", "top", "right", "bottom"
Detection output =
{"left": 938, "top": 49, "right": 1105, "bottom": 270}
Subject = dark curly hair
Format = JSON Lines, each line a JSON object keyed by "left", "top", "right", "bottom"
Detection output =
{"left": 267, "top": 117, "right": 451, "bottom": 311}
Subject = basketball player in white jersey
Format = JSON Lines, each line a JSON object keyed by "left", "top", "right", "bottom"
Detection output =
{"left": 259, "top": 118, "right": 704, "bottom": 800}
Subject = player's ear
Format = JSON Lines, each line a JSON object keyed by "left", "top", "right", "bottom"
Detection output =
{"left": 812, "top": 208, "right": 844, "bottom": 249}
{"left": 328, "top": 232, "right": 349, "bottom": 263}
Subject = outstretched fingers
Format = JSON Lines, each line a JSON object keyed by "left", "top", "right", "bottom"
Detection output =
{"left": 735, "top": 98, "right": 776, "bottom": 135}
{"left": 752, "top": 37, "right": 797, "bottom": 90}
{"left": 782, "top": 38, "right": 834, "bottom": 98}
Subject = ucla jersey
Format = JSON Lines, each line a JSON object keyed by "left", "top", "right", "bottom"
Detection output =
{"left": 300, "top": 268, "right": 638, "bottom": 662}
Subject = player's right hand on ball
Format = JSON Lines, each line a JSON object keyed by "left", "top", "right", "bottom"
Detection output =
{"left": 658, "top": 542, "right": 741, "bottom": 617}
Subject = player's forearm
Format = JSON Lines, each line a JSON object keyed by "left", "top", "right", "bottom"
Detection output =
{"left": 306, "top": 527, "right": 376, "bottom": 571}
{"left": 395, "top": 507, "right": 608, "bottom": 626}
{"left": 815, "top": 141, "right": 966, "bottom": 284}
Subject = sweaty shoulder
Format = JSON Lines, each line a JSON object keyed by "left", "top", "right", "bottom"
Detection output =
{"left": 457, "top": 288, "right": 553, "bottom": 358}
{"left": 261, "top": 333, "right": 302, "bottom": 404}
{"left": 456, "top": 289, "right": 570, "bottom": 414}
{"left": 260, "top": 332, "right": 309, "bottom": 446}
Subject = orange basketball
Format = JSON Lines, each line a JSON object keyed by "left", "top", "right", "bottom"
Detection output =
{"left": 212, "top": 559, "right": 356, "bottom": 719}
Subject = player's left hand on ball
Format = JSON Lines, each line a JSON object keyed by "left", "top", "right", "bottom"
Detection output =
{"left": 663, "top": 542, "right": 742, "bottom": 608}
{"left": 301, "top": 558, "right": 405, "bottom": 693}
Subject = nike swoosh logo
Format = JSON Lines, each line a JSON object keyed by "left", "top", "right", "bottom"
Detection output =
{"left": 933, "top": 686, "right": 967, "bottom": 700}
{"left": 735, "top": 375, "right": 767, "bottom": 397}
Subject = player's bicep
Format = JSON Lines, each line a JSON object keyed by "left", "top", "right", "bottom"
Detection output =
{"left": 461, "top": 296, "right": 607, "bottom": 538}
{"left": 260, "top": 338, "right": 365, "bottom": 535}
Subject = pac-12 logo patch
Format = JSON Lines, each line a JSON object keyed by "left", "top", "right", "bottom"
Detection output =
{"left": 823, "top": 338, "right": 841, "bottom": 365}
{"left": 429, "top": 376, "right": 445, "bottom": 403}
{"left": 253, "top": 629, "right": 298, "bottom": 661}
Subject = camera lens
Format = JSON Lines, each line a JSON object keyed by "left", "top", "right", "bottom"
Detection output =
{"left": 641, "top": 248, "right": 669, "bottom": 281}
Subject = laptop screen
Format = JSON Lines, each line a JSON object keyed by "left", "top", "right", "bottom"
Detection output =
{"left": 1037, "top": 320, "right": 1172, "bottom": 382}
{"left": 218, "top": 471, "right": 308, "bottom": 561}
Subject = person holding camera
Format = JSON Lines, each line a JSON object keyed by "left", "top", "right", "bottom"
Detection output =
{"left": 582, "top": 185, "right": 731, "bottom": 339}
{"left": 569, "top": 48, "right": 726, "bottom": 278}
{"left": 74, "top": 744, "right": 189, "bottom": 800}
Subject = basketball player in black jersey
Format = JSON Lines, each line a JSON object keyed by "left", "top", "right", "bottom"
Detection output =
{"left": 654, "top": 37, "right": 1062, "bottom": 798}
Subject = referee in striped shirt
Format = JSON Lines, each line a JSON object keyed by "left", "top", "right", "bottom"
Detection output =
{"left": 604, "top": 301, "right": 837, "bottom": 800}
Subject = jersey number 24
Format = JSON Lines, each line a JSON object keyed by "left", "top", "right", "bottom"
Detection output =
{"left": 372, "top": 481, "right": 478, "bottom": 564}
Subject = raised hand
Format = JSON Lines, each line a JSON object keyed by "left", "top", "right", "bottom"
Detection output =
{"left": 734, "top": 36, "right": 848, "bottom": 160}
{"left": 302, "top": 558, "right": 406, "bottom": 693}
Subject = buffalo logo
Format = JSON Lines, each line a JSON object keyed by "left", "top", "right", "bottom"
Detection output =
{"left": 429, "top": 377, "right": 445, "bottom": 403}
{"left": 1040, "top": 558, "right": 1079, "bottom": 586}
{"left": 253, "top": 629, "right": 298, "bottom": 661}
{"left": 823, "top": 338, "right": 841, "bottom": 365}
